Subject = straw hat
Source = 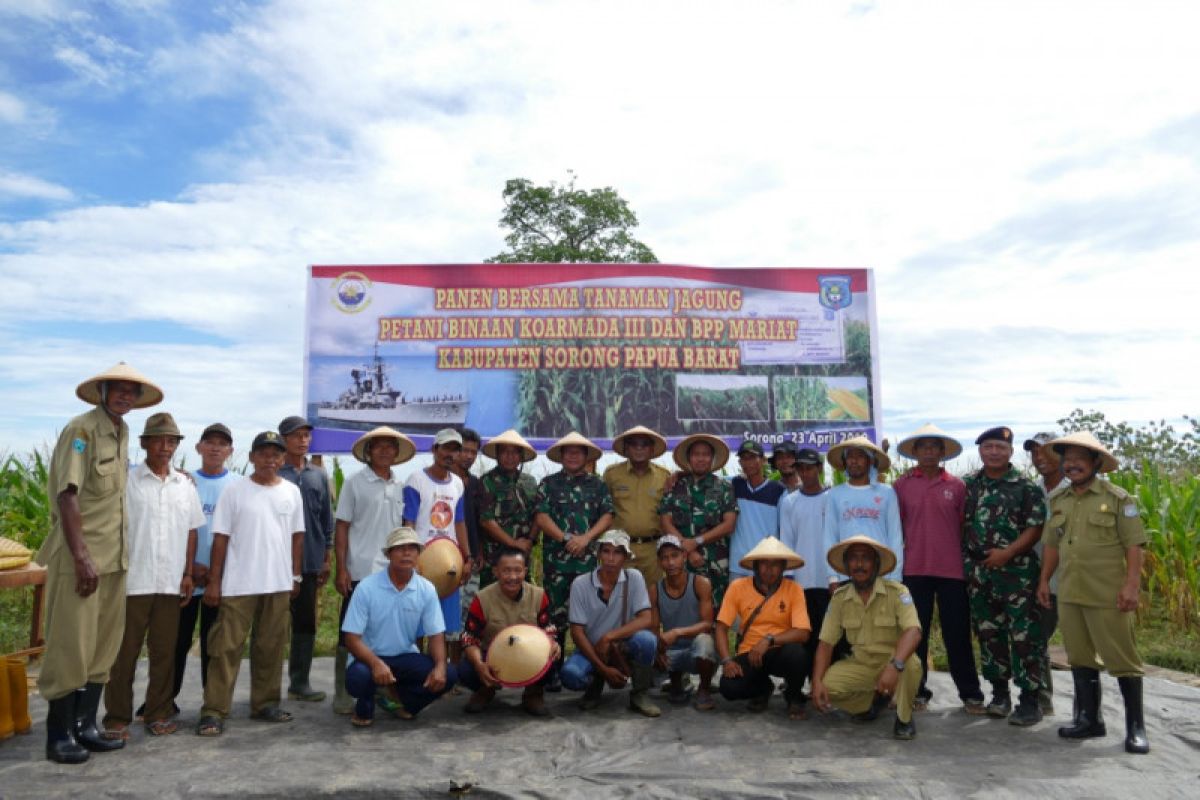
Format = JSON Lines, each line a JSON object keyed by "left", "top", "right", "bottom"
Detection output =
{"left": 672, "top": 433, "right": 730, "bottom": 472}
{"left": 738, "top": 536, "right": 805, "bottom": 571}
{"left": 351, "top": 426, "right": 416, "bottom": 465}
{"left": 611, "top": 425, "right": 668, "bottom": 459}
{"left": 486, "top": 624, "right": 555, "bottom": 688}
{"left": 75, "top": 362, "right": 163, "bottom": 409}
{"left": 1045, "top": 431, "right": 1119, "bottom": 474}
{"left": 482, "top": 429, "right": 536, "bottom": 462}
{"left": 896, "top": 423, "right": 962, "bottom": 461}
{"left": 417, "top": 536, "right": 463, "bottom": 599}
{"left": 826, "top": 535, "right": 897, "bottom": 577}
{"left": 140, "top": 412, "right": 183, "bottom": 439}
{"left": 826, "top": 435, "right": 891, "bottom": 473}
{"left": 546, "top": 431, "right": 602, "bottom": 464}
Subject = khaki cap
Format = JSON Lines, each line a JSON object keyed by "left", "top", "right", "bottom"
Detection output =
{"left": 596, "top": 529, "right": 635, "bottom": 559}
{"left": 482, "top": 429, "right": 537, "bottom": 463}
{"left": 896, "top": 423, "right": 962, "bottom": 461}
{"left": 611, "top": 425, "right": 668, "bottom": 459}
{"left": 351, "top": 426, "right": 416, "bottom": 465}
{"left": 546, "top": 431, "right": 602, "bottom": 464}
{"left": 381, "top": 526, "right": 423, "bottom": 555}
{"left": 826, "top": 435, "right": 891, "bottom": 473}
{"left": 140, "top": 412, "right": 183, "bottom": 439}
{"left": 738, "top": 536, "right": 804, "bottom": 571}
{"left": 75, "top": 362, "right": 163, "bottom": 409}
{"left": 827, "top": 535, "right": 897, "bottom": 577}
{"left": 1045, "top": 431, "right": 1119, "bottom": 473}
{"left": 672, "top": 433, "right": 730, "bottom": 472}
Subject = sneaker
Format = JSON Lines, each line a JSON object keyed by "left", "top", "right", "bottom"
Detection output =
{"left": 963, "top": 697, "right": 988, "bottom": 716}
{"left": 893, "top": 716, "right": 917, "bottom": 740}
{"left": 1008, "top": 694, "right": 1043, "bottom": 727}
{"left": 986, "top": 694, "right": 1012, "bottom": 718}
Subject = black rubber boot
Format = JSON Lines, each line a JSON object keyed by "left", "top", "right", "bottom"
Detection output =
{"left": 45, "top": 694, "right": 89, "bottom": 765}
{"left": 287, "top": 634, "right": 326, "bottom": 702}
{"left": 74, "top": 683, "right": 124, "bottom": 752}
{"left": 1008, "top": 691, "right": 1043, "bottom": 726}
{"left": 1118, "top": 676, "right": 1150, "bottom": 754}
{"left": 1059, "top": 668, "right": 1106, "bottom": 739}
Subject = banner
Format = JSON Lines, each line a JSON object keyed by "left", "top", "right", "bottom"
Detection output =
{"left": 304, "top": 264, "right": 880, "bottom": 455}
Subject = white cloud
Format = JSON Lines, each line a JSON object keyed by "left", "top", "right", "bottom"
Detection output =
{"left": 0, "top": 91, "right": 24, "bottom": 124}
{"left": 0, "top": 171, "right": 73, "bottom": 201}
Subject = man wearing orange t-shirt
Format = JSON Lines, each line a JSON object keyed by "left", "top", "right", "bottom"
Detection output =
{"left": 714, "top": 537, "right": 811, "bottom": 720}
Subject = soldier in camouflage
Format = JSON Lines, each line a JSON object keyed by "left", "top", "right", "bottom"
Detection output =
{"left": 962, "top": 426, "right": 1048, "bottom": 727}
{"left": 534, "top": 432, "right": 614, "bottom": 689}
{"left": 658, "top": 434, "right": 739, "bottom": 610}
{"left": 478, "top": 430, "right": 539, "bottom": 588}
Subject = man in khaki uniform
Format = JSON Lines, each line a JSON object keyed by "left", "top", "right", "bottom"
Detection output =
{"left": 812, "top": 536, "right": 923, "bottom": 740}
{"left": 37, "top": 362, "right": 163, "bottom": 764}
{"left": 603, "top": 426, "right": 671, "bottom": 587}
{"left": 1038, "top": 432, "right": 1149, "bottom": 754}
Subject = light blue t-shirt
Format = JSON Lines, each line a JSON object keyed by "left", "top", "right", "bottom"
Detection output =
{"left": 822, "top": 482, "right": 904, "bottom": 581}
{"left": 192, "top": 469, "right": 241, "bottom": 596}
{"left": 342, "top": 569, "right": 444, "bottom": 661}
{"left": 729, "top": 476, "right": 786, "bottom": 576}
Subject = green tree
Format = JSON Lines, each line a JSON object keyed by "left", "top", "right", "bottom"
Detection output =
{"left": 1057, "top": 409, "right": 1199, "bottom": 475}
{"left": 487, "top": 171, "right": 657, "bottom": 263}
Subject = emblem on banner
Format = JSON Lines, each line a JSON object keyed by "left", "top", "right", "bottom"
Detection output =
{"left": 817, "top": 275, "right": 852, "bottom": 311}
{"left": 332, "top": 271, "right": 372, "bottom": 314}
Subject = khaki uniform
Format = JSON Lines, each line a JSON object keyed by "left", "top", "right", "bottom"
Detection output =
{"left": 819, "top": 578, "right": 923, "bottom": 723}
{"left": 603, "top": 461, "right": 670, "bottom": 587}
{"left": 36, "top": 406, "right": 129, "bottom": 701}
{"left": 1044, "top": 480, "right": 1146, "bottom": 677}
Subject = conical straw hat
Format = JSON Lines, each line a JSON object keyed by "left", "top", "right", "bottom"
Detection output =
{"left": 75, "top": 362, "right": 163, "bottom": 409}
{"left": 417, "top": 536, "right": 463, "bottom": 599}
{"left": 1045, "top": 431, "right": 1119, "bottom": 474}
{"left": 351, "top": 426, "right": 416, "bottom": 465}
{"left": 611, "top": 425, "right": 668, "bottom": 458}
{"left": 482, "top": 429, "right": 536, "bottom": 463}
{"left": 827, "top": 535, "right": 897, "bottom": 577}
{"left": 485, "top": 624, "right": 555, "bottom": 688}
{"left": 672, "top": 433, "right": 730, "bottom": 472}
{"left": 826, "top": 435, "right": 891, "bottom": 473}
{"left": 896, "top": 423, "right": 963, "bottom": 461}
{"left": 546, "top": 431, "right": 602, "bottom": 464}
{"left": 738, "top": 536, "right": 804, "bottom": 571}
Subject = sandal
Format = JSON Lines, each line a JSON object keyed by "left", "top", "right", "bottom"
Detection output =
{"left": 196, "top": 716, "right": 224, "bottom": 737}
{"left": 101, "top": 723, "right": 131, "bottom": 741}
{"left": 350, "top": 714, "right": 374, "bottom": 728}
{"left": 787, "top": 703, "right": 808, "bottom": 721}
{"left": 250, "top": 706, "right": 294, "bottom": 723}
{"left": 146, "top": 719, "right": 178, "bottom": 736}
{"left": 376, "top": 689, "right": 413, "bottom": 720}
{"left": 747, "top": 682, "right": 775, "bottom": 713}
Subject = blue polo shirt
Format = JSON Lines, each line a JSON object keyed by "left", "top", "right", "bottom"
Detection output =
{"left": 341, "top": 568, "right": 444, "bottom": 661}
{"left": 729, "top": 476, "right": 786, "bottom": 576}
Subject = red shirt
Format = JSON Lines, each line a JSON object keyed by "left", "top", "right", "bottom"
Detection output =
{"left": 894, "top": 467, "right": 966, "bottom": 580}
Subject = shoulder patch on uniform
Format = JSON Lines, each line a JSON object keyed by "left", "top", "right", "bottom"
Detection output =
{"left": 1106, "top": 482, "right": 1131, "bottom": 500}
{"left": 900, "top": 593, "right": 913, "bottom": 605}
{"left": 1123, "top": 503, "right": 1139, "bottom": 518}
{"left": 72, "top": 437, "right": 87, "bottom": 453}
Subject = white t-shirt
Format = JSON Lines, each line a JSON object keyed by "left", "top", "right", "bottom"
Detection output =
{"left": 402, "top": 468, "right": 464, "bottom": 545}
{"left": 212, "top": 477, "right": 304, "bottom": 596}
{"left": 125, "top": 463, "right": 206, "bottom": 596}
{"left": 779, "top": 489, "right": 829, "bottom": 589}
{"left": 335, "top": 467, "right": 404, "bottom": 581}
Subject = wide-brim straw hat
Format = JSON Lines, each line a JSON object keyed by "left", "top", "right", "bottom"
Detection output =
{"left": 75, "top": 362, "right": 163, "bottom": 409}
{"left": 672, "top": 433, "right": 730, "bottom": 472}
{"left": 611, "top": 425, "right": 668, "bottom": 459}
{"left": 486, "top": 624, "right": 555, "bottom": 688}
{"left": 351, "top": 426, "right": 416, "bottom": 465}
{"left": 546, "top": 431, "right": 602, "bottom": 464}
{"left": 896, "top": 423, "right": 963, "bottom": 461}
{"left": 827, "top": 535, "right": 897, "bottom": 577}
{"left": 417, "top": 536, "right": 464, "bottom": 599}
{"left": 482, "top": 429, "right": 536, "bottom": 462}
{"left": 827, "top": 435, "right": 891, "bottom": 473}
{"left": 738, "top": 536, "right": 804, "bottom": 571}
{"left": 1045, "top": 431, "right": 1119, "bottom": 474}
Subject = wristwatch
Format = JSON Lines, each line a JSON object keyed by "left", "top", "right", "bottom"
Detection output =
{"left": 766, "top": 634, "right": 776, "bottom": 647}
{"left": 292, "top": 575, "right": 303, "bottom": 585}
{"left": 890, "top": 657, "right": 905, "bottom": 672}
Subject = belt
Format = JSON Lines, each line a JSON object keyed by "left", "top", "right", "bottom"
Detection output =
{"left": 628, "top": 534, "right": 661, "bottom": 544}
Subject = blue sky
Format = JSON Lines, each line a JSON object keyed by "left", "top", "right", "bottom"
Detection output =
{"left": 1, "top": 0, "right": 1198, "bottom": 467}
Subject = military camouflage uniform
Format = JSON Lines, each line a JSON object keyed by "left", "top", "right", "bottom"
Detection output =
{"left": 478, "top": 466, "right": 538, "bottom": 588}
{"left": 534, "top": 471, "right": 615, "bottom": 632}
{"left": 657, "top": 473, "right": 738, "bottom": 609}
{"left": 962, "top": 466, "right": 1048, "bottom": 693}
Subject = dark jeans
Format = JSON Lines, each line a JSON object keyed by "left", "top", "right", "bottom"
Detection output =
{"left": 803, "top": 588, "right": 831, "bottom": 667}
{"left": 719, "top": 643, "right": 811, "bottom": 705}
{"left": 290, "top": 573, "right": 320, "bottom": 635}
{"left": 903, "top": 575, "right": 983, "bottom": 702}
{"left": 346, "top": 653, "right": 458, "bottom": 719}
{"left": 172, "top": 595, "right": 218, "bottom": 700}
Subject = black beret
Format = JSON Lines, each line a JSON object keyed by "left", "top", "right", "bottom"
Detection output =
{"left": 975, "top": 426, "right": 1013, "bottom": 445}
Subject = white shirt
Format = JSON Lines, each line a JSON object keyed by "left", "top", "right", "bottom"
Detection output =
{"left": 335, "top": 466, "right": 404, "bottom": 581}
{"left": 779, "top": 488, "right": 829, "bottom": 589}
{"left": 124, "top": 462, "right": 206, "bottom": 596}
{"left": 402, "top": 468, "right": 464, "bottom": 545}
{"left": 212, "top": 477, "right": 305, "bottom": 596}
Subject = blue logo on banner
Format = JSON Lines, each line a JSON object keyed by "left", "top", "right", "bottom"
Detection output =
{"left": 818, "top": 275, "right": 852, "bottom": 311}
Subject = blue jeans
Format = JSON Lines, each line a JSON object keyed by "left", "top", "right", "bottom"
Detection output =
{"left": 561, "top": 630, "right": 657, "bottom": 691}
{"left": 346, "top": 653, "right": 458, "bottom": 719}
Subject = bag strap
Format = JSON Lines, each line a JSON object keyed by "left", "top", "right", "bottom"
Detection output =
{"left": 735, "top": 583, "right": 778, "bottom": 651}
{"left": 620, "top": 569, "right": 630, "bottom": 625}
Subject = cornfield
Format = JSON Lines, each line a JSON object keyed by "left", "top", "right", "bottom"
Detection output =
{"left": 774, "top": 377, "right": 870, "bottom": 422}
{"left": 676, "top": 385, "right": 768, "bottom": 421}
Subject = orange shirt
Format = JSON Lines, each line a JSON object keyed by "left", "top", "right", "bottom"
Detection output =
{"left": 718, "top": 577, "right": 810, "bottom": 655}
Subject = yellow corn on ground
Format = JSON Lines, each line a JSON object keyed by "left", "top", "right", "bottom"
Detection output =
{"left": 828, "top": 388, "right": 869, "bottom": 420}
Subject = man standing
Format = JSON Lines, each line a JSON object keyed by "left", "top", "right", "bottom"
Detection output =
{"left": 778, "top": 448, "right": 831, "bottom": 668}
{"left": 649, "top": 535, "right": 716, "bottom": 710}
{"left": 715, "top": 537, "right": 812, "bottom": 720}
{"left": 332, "top": 426, "right": 416, "bottom": 714}
{"left": 562, "top": 531, "right": 660, "bottom": 717}
{"left": 962, "top": 426, "right": 1047, "bottom": 727}
{"left": 1038, "top": 432, "right": 1149, "bottom": 754}
{"left": 278, "top": 415, "right": 334, "bottom": 703}
{"left": 658, "top": 433, "right": 738, "bottom": 609}
{"left": 478, "top": 430, "right": 538, "bottom": 587}
{"left": 342, "top": 527, "right": 457, "bottom": 727}
{"left": 729, "top": 441, "right": 786, "bottom": 582}
{"left": 893, "top": 423, "right": 985, "bottom": 714}
{"left": 105, "top": 413, "right": 203, "bottom": 738}
{"left": 38, "top": 363, "right": 162, "bottom": 764}
{"left": 534, "top": 431, "right": 614, "bottom": 689}
{"left": 1025, "top": 431, "right": 1067, "bottom": 715}
{"left": 603, "top": 425, "right": 671, "bottom": 589}
{"left": 811, "top": 536, "right": 923, "bottom": 740}
{"left": 823, "top": 436, "right": 903, "bottom": 584}
{"left": 770, "top": 441, "right": 803, "bottom": 494}
{"left": 451, "top": 429, "right": 484, "bottom": 642}
{"left": 198, "top": 431, "right": 305, "bottom": 736}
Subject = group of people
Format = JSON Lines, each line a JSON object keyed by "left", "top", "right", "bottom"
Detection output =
{"left": 35, "top": 361, "right": 1151, "bottom": 766}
